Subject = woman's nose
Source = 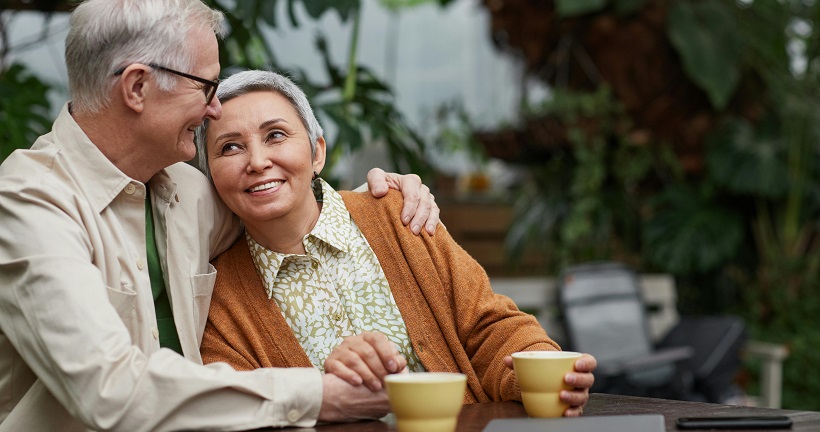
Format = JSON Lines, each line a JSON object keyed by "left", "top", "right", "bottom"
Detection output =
{"left": 246, "top": 146, "right": 273, "bottom": 173}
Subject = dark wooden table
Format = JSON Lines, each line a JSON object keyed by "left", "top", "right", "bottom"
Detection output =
{"left": 303, "top": 393, "right": 820, "bottom": 431}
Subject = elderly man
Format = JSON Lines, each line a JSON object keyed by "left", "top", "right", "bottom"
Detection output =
{"left": 0, "top": 0, "right": 439, "bottom": 430}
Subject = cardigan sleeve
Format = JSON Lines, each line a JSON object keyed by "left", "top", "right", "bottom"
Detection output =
{"left": 425, "top": 210, "right": 560, "bottom": 401}
{"left": 342, "top": 190, "right": 560, "bottom": 402}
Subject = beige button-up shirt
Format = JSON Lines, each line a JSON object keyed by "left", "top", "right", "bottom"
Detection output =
{"left": 0, "top": 104, "right": 322, "bottom": 431}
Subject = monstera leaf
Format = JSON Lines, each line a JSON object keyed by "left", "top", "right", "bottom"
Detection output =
{"left": 0, "top": 64, "right": 52, "bottom": 162}
{"left": 667, "top": 0, "right": 742, "bottom": 110}
{"left": 706, "top": 118, "right": 790, "bottom": 198}
{"left": 643, "top": 186, "right": 745, "bottom": 275}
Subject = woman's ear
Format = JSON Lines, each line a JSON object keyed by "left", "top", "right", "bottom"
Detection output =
{"left": 118, "top": 64, "right": 150, "bottom": 114}
{"left": 312, "top": 136, "right": 327, "bottom": 174}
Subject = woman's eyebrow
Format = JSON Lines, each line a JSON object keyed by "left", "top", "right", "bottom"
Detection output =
{"left": 259, "top": 118, "right": 288, "bottom": 130}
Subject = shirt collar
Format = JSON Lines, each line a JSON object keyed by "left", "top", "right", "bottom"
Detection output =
{"left": 246, "top": 232, "right": 287, "bottom": 299}
{"left": 246, "top": 179, "right": 354, "bottom": 299}
{"left": 52, "top": 103, "right": 139, "bottom": 213}
{"left": 308, "top": 179, "right": 351, "bottom": 254}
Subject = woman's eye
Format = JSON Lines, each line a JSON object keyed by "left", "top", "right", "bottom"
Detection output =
{"left": 220, "top": 142, "right": 241, "bottom": 154}
{"left": 266, "top": 130, "right": 285, "bottom": 142}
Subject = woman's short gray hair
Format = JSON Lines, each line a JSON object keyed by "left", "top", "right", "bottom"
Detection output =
{"left": 195, "top": 70, "right": 324, "bottom": 181}
{"left": 66, "top": 0, "right": 227, "bottom": 114}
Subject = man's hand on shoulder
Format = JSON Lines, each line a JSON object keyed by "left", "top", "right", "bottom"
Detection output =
{"left": 365, "top": 168, "right": 440, "bottom": 236}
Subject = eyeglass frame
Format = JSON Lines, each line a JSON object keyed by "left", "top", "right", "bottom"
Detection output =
{"left": 113, "top": 63, "right": 220, "bottom": 105}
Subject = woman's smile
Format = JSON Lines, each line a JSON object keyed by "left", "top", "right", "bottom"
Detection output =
{"left": 249, "top": 180, "right": 284, "bottom": 193}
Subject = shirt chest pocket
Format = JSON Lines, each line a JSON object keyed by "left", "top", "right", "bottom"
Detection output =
{"left": 191, "top": 263, "right": 217, "bottom": 343}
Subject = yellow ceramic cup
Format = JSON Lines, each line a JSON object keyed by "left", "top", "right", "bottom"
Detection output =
{"left": 512, "top": 351, "right": 582, "bottom": 418}
{"left": 384, "top": 372, "right": 467, "bottom": 432}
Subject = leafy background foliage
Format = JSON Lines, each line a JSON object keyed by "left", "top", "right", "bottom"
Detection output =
{"left": 206, "top": 0, "right": 445, "bottom": 181}
{"left": 0, "top": 63, "right": 52, "bottom": 161}
{"left": 484, "top": 0, "right": 820, "bottom": 409}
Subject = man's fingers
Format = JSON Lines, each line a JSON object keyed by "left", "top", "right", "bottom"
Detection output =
{"left": 365, "top": 168, "right": 390, "bottom": 197}
{"left": 397, "top": 174, "right": 423, "bottom": 227}
{"left": 425, "top": 202, "right": 440, "bottom": 235}
{"left": 407, "top": 184, "right": 432, "bottom": 235}
{"left": 365, "top": 171, "right": 441, "bottom": 236}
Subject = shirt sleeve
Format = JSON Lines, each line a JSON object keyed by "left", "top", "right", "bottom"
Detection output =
{"left": 0, "top": 187, "right": 322, "bottom": 431}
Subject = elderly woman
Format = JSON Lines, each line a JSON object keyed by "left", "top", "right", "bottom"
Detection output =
{"left": 197, "top": 70, "right": 596, "bottom": 417}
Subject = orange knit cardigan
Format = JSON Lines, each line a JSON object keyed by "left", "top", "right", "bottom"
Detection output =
{"left": 200, "top": 190, "right": 560, "bottom": 403}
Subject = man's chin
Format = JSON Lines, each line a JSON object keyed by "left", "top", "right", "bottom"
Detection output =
{"left": 178, "top": 141, "right": 198, "bottom": 163}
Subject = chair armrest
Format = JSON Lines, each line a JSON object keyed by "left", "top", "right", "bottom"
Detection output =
{"left": 745, "top": 340, "right": 789, "bottom": 361}
{"left": 744, "top": 340, "right": 789, "bottom": 409}
{"left": 600, "top": 346, "right": 694, "bottom": 376}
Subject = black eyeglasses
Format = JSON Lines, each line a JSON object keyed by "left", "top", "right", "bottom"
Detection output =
{"left": 114, "top": 63, "right": 220, "bottom": 105}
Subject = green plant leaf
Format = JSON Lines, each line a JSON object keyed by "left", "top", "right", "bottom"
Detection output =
{"left": 643, "top": 186, "right": 744, "bottom": 274}
{"left": 0, "top": 64, "right": 52, "bottom": 163}
{"left": 377, "top": 0, "right": 439, "bottom": 12}
{"left": 243, "top": 0, "right": 261, "bottom": 24}
{"left": 614, "top": 0, "right": 647, "bottom": 16}
{"left": 298, "top": 0, "right": 359, "bottom": 21}
{"left": 706, "top": 118, "right": 789, "bottom": 198}
{"left": 259, "top": 0, "right": 280, "bottom": 28}
{"left": 667, "top": 0, "right": 742, "bottom": 110}
{"left": 555, "top": 0, "right": 608, "bottom": 17}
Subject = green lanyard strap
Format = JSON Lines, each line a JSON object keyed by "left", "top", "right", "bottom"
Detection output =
{"left": 145, "top": 189, "right": 183, "bottom": 354}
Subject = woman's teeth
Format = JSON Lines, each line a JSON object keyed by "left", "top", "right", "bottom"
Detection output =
{"left": 249, "top": 181, "right": 283, "bottom": 192}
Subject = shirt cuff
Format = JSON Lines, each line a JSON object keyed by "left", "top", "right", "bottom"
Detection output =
{"left": 268, "top": 367, "right": 323, "bottom": 427}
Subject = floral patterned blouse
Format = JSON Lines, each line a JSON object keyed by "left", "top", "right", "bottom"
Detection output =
{"left": 247, "top": 179, "right": 423, "bottom": 372}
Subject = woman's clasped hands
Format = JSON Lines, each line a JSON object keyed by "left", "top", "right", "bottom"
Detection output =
{"left": 325, "top": 331, "right": 409, "bottom": 392}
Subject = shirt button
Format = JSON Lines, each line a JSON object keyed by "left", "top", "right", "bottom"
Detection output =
{"left": 124, "top": 184, "right": 136, "bottom": 195}
{"left": 287, "top": 409, "right": 300, "bottom": 423}
{"left": 311, "top": 261, "right": 318, "bottom": 270}
{"left": 137, "top": 259, "right": 145, "bottom": 270}
{"left": 152, "top": 327, "right": 159, "bottom": 339}
{"left": 333, "top": 312, "right": 342, "bottom": 321}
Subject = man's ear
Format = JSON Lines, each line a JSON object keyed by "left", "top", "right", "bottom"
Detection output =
{"left": 118, "top": 64, "right": 150, "bottom": 114}
{"left": 312, "top": 136, "right": 327, "bottom": 174}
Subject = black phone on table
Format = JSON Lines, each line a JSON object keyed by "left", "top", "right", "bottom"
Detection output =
{"left": 676, "top": 415, "right": 792, "bottom": 429}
